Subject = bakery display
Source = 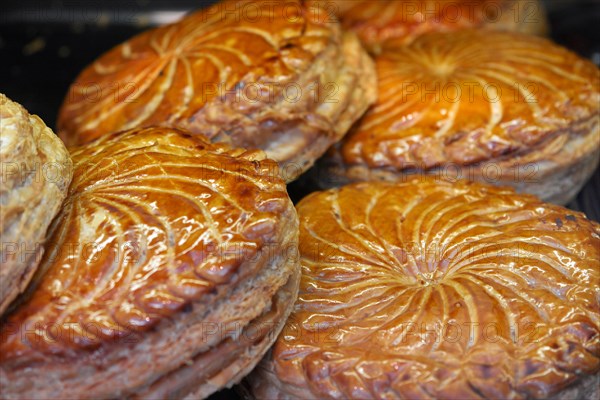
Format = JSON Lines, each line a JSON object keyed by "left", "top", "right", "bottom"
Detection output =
{"left": 1, "top": 1, "right": 599, "bottom": 398}
{"left": 56, "top": 0, "right": 377, "bottom": 182}
{"left": 247, "top": 178, "right": 600, "bottom": 399}
{"left": 310, "top": 0, "right": 549, "bottom": 53}
{"left": 0, "top": 93, "right": 72, "bottom": 315}
{"left": 0, "top": 126, "right": 300, "bottom": 399}
{"left": 318, "top": 30, "right": 600, "bottom": 205}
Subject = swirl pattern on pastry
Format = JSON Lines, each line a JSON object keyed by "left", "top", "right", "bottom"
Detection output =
{"left": 339, "top": 30, "right": 600, "bottom": 171}
{"left": 249, "top": 179, "right": 600, "bottom": 399}
{"left": 0, "top": 126, "right": 292, "bottom": 357}
{"left": 57, "top": 0, "right": 376, "bottom": 179}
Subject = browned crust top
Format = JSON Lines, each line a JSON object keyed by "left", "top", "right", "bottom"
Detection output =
{"left": 0, "top": 126, "right": 293, "bottom": 359}
{"left": 337, "top": 30, "right": 600, "bottom": 172}
{"left": 264, "top": 179, "right": 600, "bottom": 399}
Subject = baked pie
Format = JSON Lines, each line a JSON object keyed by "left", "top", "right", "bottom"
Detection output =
{"left": 247, "top": 178, "right": 600, "bottom": 399}
{"left": 0, "top": 94, "right": 72, "bottom": 315}
{"left": 0, "top": 126, "right": 300, "bottom": 399}
{"left": 57, "top": 0, "right": 376, "bottom": 182}
{"left": 318, "top": 30, "right": 600, "bottom": 204}
{"left": 310, "top": 0, "right": 549, "bottom": 53}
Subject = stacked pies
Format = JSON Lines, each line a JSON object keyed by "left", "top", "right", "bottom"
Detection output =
{"left": 0, "top": 94, "right": 72, "bottom": 315}
{"left": 1, "top": 0, "right": 600, "bottom": 399}
{"left": 309, "top": 0, "right": 549, "bottom": 53}
{"left": 0, "top": 127, "right": 300, "bottom": 399}
{"left": 247, "top": 179, "right": 600, "bottom": 399}
{"left": 57, "top": 0, "right": 376, "bottom": 181}
{"left": 318, "top": 30, "right": 600, "bottom": 204}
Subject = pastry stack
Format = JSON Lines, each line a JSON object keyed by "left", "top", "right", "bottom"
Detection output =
{"left": 1, "top": 0, "right": 374, "bottom": 397}
{"left": 0, "top": 0, "right": 598, "bottom": 399}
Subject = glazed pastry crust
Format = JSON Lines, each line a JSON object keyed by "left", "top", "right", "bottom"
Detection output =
{"left": 318, "top": 30, "right": 600, "bottom": 204}
{"left": 248, "top": 179, "right": 600, "bottom": 399}
{"left": 319, "top": 123, "right": 600, "bottom": 205}
{"left": 0, "top": 93, "right": 72, "bottom": 315}
{"left": 57, "top": 0, "right": 376, "bottom": 182}
{"left": 310, "top": 0, "right": 549, "bottom": 53}
{"left": 0, "top": 127, "right": 300, "bottom": 399}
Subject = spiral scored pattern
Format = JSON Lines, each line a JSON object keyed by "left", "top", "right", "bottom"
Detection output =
{"left": 0, "top": 126, "right": 293, "bottom": 359}
{"left": 57, "top": 0, "right": 376, "bottom": 175}
{"left": 339, "top": 30, "right": 600, "bottom": 171}
{"left": 309, "top": 0, "right": 547, "bottom": 51}
{"left": 58, "top": 0, "right": 324, "bottom": 144}
{"left": 258, "top": 180, "right": 600, "bottom": 399}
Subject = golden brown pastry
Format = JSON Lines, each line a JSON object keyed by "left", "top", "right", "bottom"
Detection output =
{"left": 318, "top": 30, "right": 600, "bottom": 205}
{"left": 0, "top": 93, "right": 72, "bottom": 315}
{"left": 56, "top": 0, "right": 376, "bottom": 182}
{"left": 0, "top": 126, "right": 300, "bottom": 399}
{"left": 310, "top": 0, "right": 549, "bottom": 53}
{"left": 247, "top": 179, "right": 600, "bottom": 399}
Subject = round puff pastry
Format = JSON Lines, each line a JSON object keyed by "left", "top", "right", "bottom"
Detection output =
{"left": 318, "top": 30, "right": 600, "bottom": 205}
{"left": 56, "top": 0, "right": 376, "bottom": 182}
{"left": 310, "top": 0, "right": 549, "bottom": 53}
{"left": 0, "top": 126, "right": 300, "bottom": 399}
{"left": 247, "top": 179, "right": 600, "bottom": 400}
{"left": 0, "top": 94, "right": 72, "bottom": 315}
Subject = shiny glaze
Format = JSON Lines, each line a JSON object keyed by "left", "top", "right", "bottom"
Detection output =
{"left": 269, "top": 179, "right": 600, "bottom": 399}
{"left": 0, "top": 126, "right": 290, "bottom": 359}
{"left": 0, "top": 94, "right": 72, "bottom": 315}
{"left": 310, "top": 0, "right": 546, "bottom": 51}
{"left": 57, "top": 0, "right": 337, "bottom": 147}
{"left": 339, "top": 30, "right": 600, "bottom": 170}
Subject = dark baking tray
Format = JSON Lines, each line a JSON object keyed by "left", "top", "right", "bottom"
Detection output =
{"left": 0, "top": 1, "right": 598, "bottom": 398}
